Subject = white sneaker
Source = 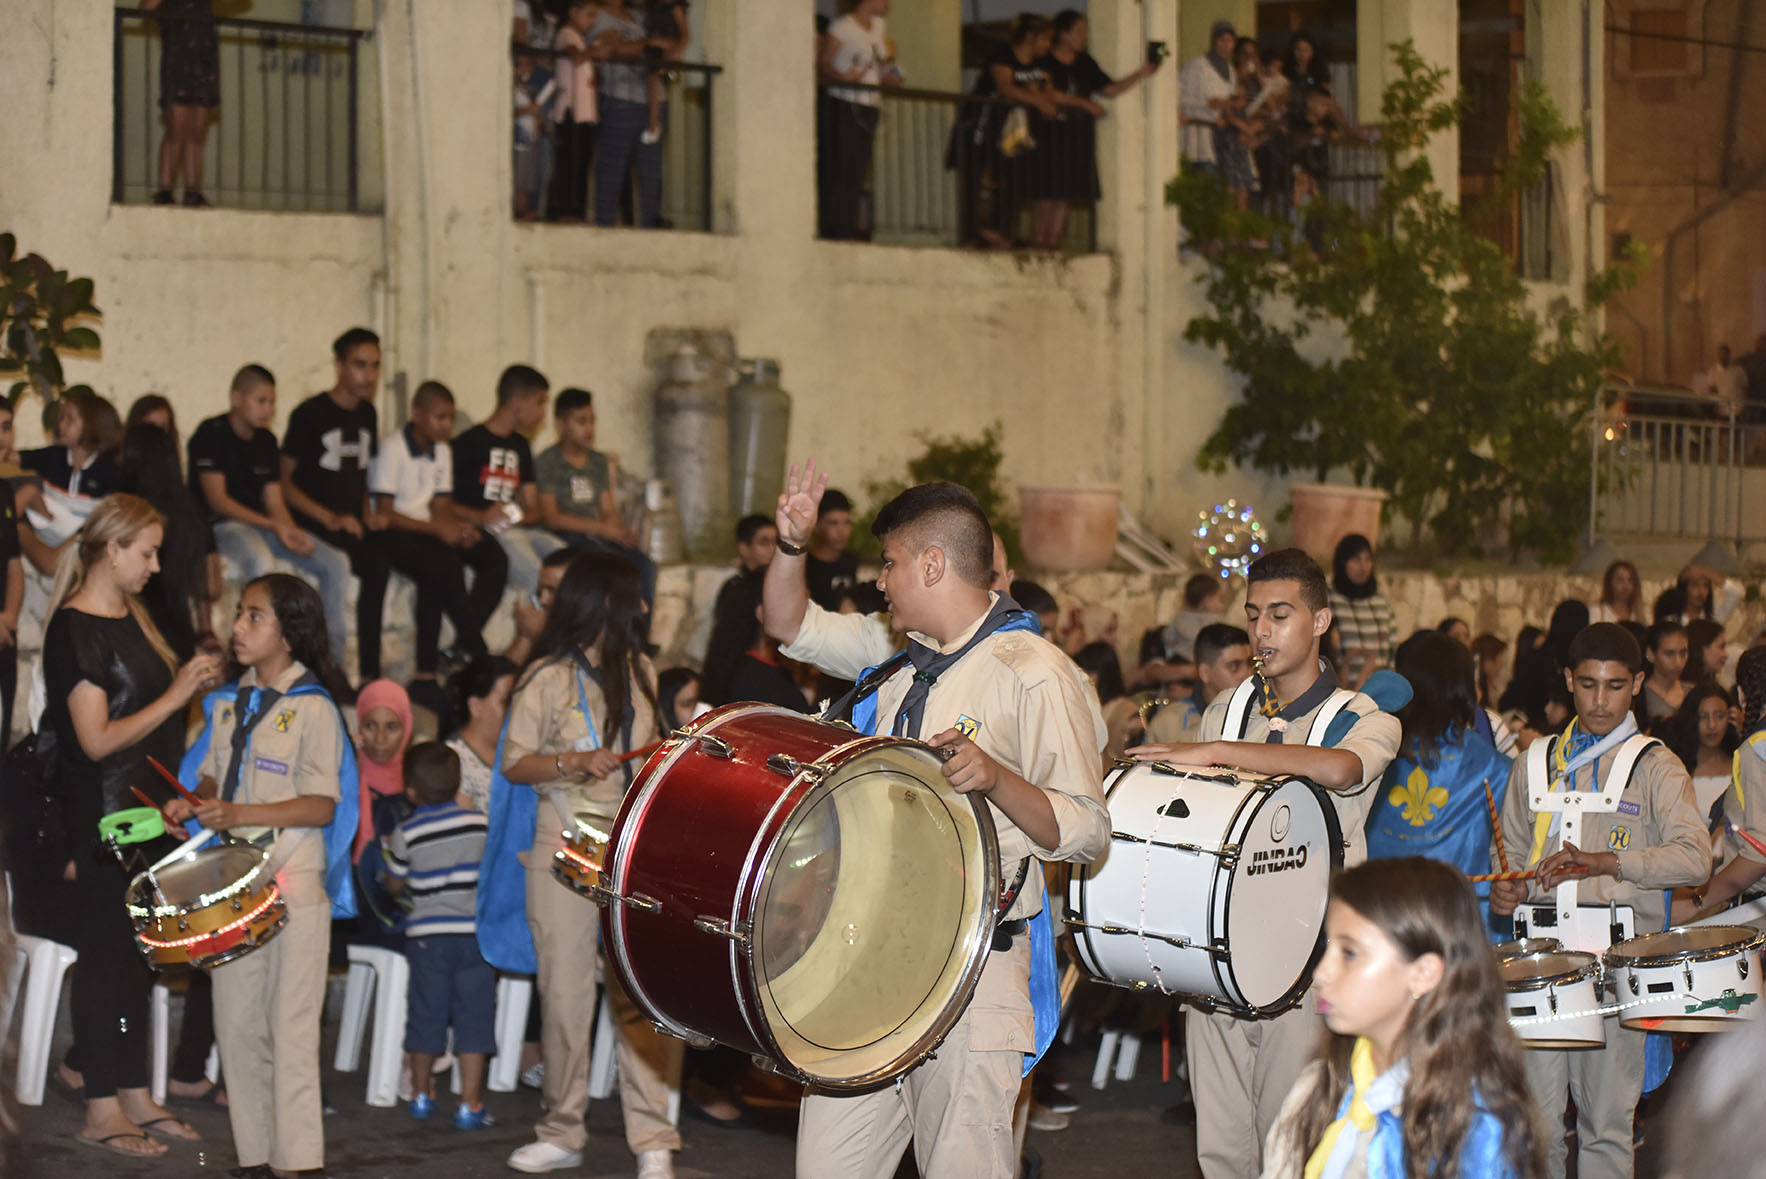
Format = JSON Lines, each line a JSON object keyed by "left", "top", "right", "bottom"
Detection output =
{"left": 507, "top": 1140, "right": 584, "bottom": 1173}
{"left": 636, "top": 1149, "right": 675, "bottom": 1179}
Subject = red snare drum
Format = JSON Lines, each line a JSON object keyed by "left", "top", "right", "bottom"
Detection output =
{"left": 599, "top": 703, "right": 1001, "bottom": 1092}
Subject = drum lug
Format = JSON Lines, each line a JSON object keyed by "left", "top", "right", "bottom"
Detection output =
{"left": 1548, "top": 989, "right": 1559, "bottom": 1016}
{"left": 692, "top": 915, "right": 753, "bottom": 952}
{"left": 590, "top": 887, "right": 663, "bottom": 914}
{"left": 766, "top": 753, "right": 827, "bottom": 780}
{"left": 651, "top": 1021, "right": 715, "bottom": 1049}
{"left": 1628, "top": 969, "right": 1639, "bottom": 995}
{"left": 1684, "top": 961, "right": 1695, "bottom": 991}
{"left": 231, "top": 898, "right": 243, "bottom": 911}
{"left": 1741, "top": 956, "right": 1751, "bottom": 981}
{"left": 692, "top": 734, "right": 734, "bottom": 760}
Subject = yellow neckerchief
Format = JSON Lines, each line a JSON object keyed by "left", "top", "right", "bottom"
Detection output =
{"left": 1526, "top": 719, "right": 1585, "bottom": 867}
{"left": 1735, "top": 731, "right": 1766, "bottom": 812}
{"left": 1302, "top": 1037, "right": 1379, "bottom": 1179}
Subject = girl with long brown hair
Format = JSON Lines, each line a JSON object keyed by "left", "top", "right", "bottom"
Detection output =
{"left": 40, "top": 493, "right": 222, "bottom": 1157}
{"left": 1261, "top": 858, "right": 1544, "bottom": 1179}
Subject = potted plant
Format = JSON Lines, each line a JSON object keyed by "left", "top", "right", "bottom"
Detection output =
{"left": 1169, "top": 43, "right": 1638, "bottom": 561}
{"left": 0, "top": 233, "right": 103, "bottom": 437}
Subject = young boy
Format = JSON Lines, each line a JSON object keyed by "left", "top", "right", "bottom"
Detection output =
{"left": 280, "top": 327, "right": 393, "bottom": 683}
{"left": 700, "top": 515, "right": 780, "bottom": 706}
{"left": 533, "top": 387, "right": 655, "bottom": 611}
{"left": 1144, "top": 621, "right": 1253, "bottom": 746}
{"left": 386, "top": 742, "right": 498, "bottom": 1129}
{"left": 366, "top": 380, "right": 505, "bottom": 678}
{"left": 763, "top": 460, "right": 1110, "bottom": 1179}
{"left": 193, "top": 363, "right": 355, "bottom": 669}
{"left": 1490, "top": 622, "right": 1708, "bottom": 1179}
{"left": 804, "top": 487, "right": 858, "bottom": 612}
{"left": 1130, "top": 548, "right": 1401, "bottom": 1179}
{"left": 449, "top": 364, "right": 562, "bottom": 594}
{"left": 1162, "top": 572, "right": 1228, "bottom": 668}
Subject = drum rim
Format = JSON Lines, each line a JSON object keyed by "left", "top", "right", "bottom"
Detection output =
{"left": 1604, "top": 924, "right": 1766, "bottom": 969}
{"left": 1494, "top": 938, "right": 1565, "bottom": 961}
{"left": 125, "top": 842, "right": 269, "bottom": 917}
{"left": 1501, "top": 949, "right": 1601, "bottom": 990}
{"left": 740, "top": 735, "right": 1001, "bottom": 1090}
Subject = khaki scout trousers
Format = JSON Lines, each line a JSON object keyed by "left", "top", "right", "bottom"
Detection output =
{"left": 526, "top": 858, "right": 683, "bottom": 1155}
{"left": 1186, "top": 1002, "right": 1320, "bottom": 1179}
{"left": 1523, "top": 1024, "right": 1645, "bottom": 1179}
{"left": 212, "top": 895, "right": 330, "bottom": 1173}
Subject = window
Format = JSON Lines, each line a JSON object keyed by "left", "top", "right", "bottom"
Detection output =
{"left": 1629, "top": 9, "right": 1688, "bottom": 75}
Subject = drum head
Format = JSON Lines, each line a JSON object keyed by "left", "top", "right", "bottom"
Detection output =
{"left": 1608, "top": 926, "right": 1764, "bottom": 968}
{"left": 751, "top": 743, "right": 997, "bottom": 1088}
{"left": 1502, "top": 950, "right": 1599, "bottom": 989}
{"left": 141, "top": 845, "right": 267, "bottom": 911}
{"left": 1223, "top": 779, "right": 1335, "bottom": 1010}
{"left": 1495, "top": 938, "right": 1564, "bottom": 961}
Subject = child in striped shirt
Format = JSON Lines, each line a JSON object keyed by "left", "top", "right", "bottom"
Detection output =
{"left": 386, "top": 742, "right": 497, "bottom": 1129}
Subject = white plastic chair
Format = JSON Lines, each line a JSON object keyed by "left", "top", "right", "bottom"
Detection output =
{"left": 1090, "top": 1029, "right": 1142, "bottom": 1090}
{"left": 12, "top": 934, "right": 78, "bottom": 1106}
{"left": 334, "top": 943, "right": 409, "bottom": 1107}
{"left": 488, "top": 975, "right": 533, "bottom": 1093}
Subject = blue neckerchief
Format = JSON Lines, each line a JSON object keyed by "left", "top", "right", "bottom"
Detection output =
{"left": 178, "top": 678, "right": 359, "bottom": 920}
{"left": 846, "top": 605, "right": 1054, "bottom": 1076}
{"left": 1319, "top": 668, "right": 1413, "bottom": 747}
{"left": 477, "top": 660, "right": 599, "bottom": 974}
{"left": 1325, "top": 1081, "right": 1518, "bottom": 1179}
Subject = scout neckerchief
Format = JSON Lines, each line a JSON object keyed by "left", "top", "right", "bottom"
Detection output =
{"left": 1303, "top": 1038, "right": 1409, "bottom": 1179}
{"left": 220, "top": 678, "right": 305, "bottom": 805}
{"left": 1524, "top": 714, "right": 1642, "bottom": 866}
{"left": 893, "top": 594, "right": 1026, "bottom": 740}
{"left": 1220, "top": 659, "right": 1357, "bottom": 747}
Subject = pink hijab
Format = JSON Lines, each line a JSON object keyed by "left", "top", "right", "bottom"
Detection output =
{"left": 353, "top": 679, "right": 413, "bottom": 858}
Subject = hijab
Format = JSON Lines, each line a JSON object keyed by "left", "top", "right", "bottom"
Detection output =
{"left": 1206, "top": 20, "right": 1235, "bottom": 82}
{"left": 353, "top": 678, "right": 413, "bottom": 857}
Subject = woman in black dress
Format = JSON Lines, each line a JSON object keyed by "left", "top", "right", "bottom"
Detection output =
{"left": 949, "top": 15, "right": 1058, "bottom": 249}
{"left": 42, "top": 494, "right": 223, "bottom": 1157}
{"left": 1030, "top": 9, "right": 1160, "bottom": 250}
{"left": 141, "top": 0, "right": 220, "bottom": 207}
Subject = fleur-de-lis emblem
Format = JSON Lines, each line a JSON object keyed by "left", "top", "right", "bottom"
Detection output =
{"left": 1389, "top": 765, "right": 1449, "bottom": 827}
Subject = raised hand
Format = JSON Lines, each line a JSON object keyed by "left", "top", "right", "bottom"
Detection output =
{"left": 776, "top": 459, "right": 829, "bottom": 549}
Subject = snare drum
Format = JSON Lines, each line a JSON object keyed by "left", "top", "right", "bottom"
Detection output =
{"left": 598, "top": 704, "right": 1001, "bottom": 1091}
{"left": 1066, "top": 763, "right": 1341, "bottom": 1016}
{"left": 1494, "top": 938, "right": 1564, "bottom": 961}
{"left": 127, "top": 843, "right": 286, "bottom": 969}
{"left": 1605, "top": 926, "right": 1766, "bottom": 1032}
{"left": 552, "top": 814, "right": 613, "bottom": 897}
{"left": 1500, "top": 951, "right": 1605, "bottom": 1048}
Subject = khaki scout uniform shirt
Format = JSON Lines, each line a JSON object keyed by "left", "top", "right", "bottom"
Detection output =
{"left": 504, "top": 652, "right": 661, "bottom": 852}
{"left": 1498, "top": 730, "right": 1709, "bottom": 932}
{"left": 779, "top": 602, "right": 899, "bottom": 682}
{"left": 1199, "top": 666, "right": 1401, "bottom": 867}
{"left": 199, "top": 660, "right": 344, "bottom": 907}
{"left": 1719, "top": 732, "right": 1766, "bottom": 867}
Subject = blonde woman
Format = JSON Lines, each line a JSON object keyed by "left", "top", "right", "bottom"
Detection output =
{"left": 41, "top": 494, "right": 221, "bottom": 1157}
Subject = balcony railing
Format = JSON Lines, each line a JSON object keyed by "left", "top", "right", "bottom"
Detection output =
{"left": 1589, "top": 384, "right": 1766, "bottom": 546}
{"left": 817, "top": 84, "right": 1098, "bottom": 254}
{"left": 113, "top": 7, "right": 378, "bottom": 213}
{"left": 511, "top": 46, "right": 721, "bottom": 233}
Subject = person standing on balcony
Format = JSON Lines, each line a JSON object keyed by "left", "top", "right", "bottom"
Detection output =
{"left": 589, "top": 0, "right": 670, "bottom": 228}
{"left": 1029, "top": 9, "right": 1160, "bottom": 251}
{"left": 949, "top": 15, "right": 1057, "bottom": 250}
{"left": 142, "top": 0, "right": 219, "bottom": 208}
{"left": 1178, "top": 20, "right": 1236, "bottom": 174}
{"left": 818, "top": 0, "right": 899, "bottom": 241}
{"left": 1702, "top": 343, "right": 1749, "bottom": 423}
{"left": 547, "top": 1, "right": 602, "bottom": 223}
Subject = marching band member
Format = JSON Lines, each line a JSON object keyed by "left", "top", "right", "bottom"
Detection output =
{"left": 763, "top": 462, "right": 1109, "bottom": 1179}
{"left": 1489, "top": 623, "right": 1707, "bottom": 1179}
{"left": 1129, "top": 548, "right": 1402, "bottom": 1179}
{"left": 169, "top": 573, "right": 359, "bottom": 1177}
{"left": 1672, "top": 645, "right": 1766, "bottom": 925}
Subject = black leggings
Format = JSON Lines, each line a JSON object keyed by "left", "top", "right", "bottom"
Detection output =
{"left": 70, "top": 844, "right": 159, "bottom": 1099}
{"left": 301, "top": 519, "right": 393, "bottom": 682}
{"left": 171, "top": 971, "right": 215, "bottom": 1085}
{"left": 372, "top": 531, "right": 503, "bottom": 673}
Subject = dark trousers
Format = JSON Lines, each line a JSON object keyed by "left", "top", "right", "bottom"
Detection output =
{"left": 0, "top": 643, "right": 15, "bottom": 754}
{"left": 171, "top": 970, "right": 215, "bottom": 1085}
{"left": 550, "top": 115, "right": 597, "bottom": 220}
{"left": 372, "top": 530, "right": 500, "bottom": 674}
{"left": 595, "top": 96, "right": 663, "bottom": 227}
{"left": 300, "top": 517, "right": 393, "bottom": 681}
{"left": 817, "top": 97, "right": 878, "bottom": 240}
{"left": 71, "top": 845, "right": 158, "bottom": 1098}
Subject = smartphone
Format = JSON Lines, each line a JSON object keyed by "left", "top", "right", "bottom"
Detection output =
{"left": 1146, "top": 40, "right": 1168, "bottom": 66}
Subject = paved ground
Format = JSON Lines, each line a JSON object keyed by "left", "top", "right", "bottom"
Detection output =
{"left": 10, "top": 978, "right": 1201, "bottom": 1179}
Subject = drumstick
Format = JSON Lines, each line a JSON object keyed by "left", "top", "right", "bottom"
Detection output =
{"left": 147, "top": 755, "right": 201, "bottom": 803}
{"left": 619, "top": 741, "right": 664, "bottom": 764}
{"left": 1727, "top": 818, "right": 1766, "bottom": 861}
{"left": 131, "top": 785, "right": 166, "bottom": 813}
{"left": 1466, "top": 865, "right": 1590, "bottom": 884}
{"left": 148, "top": 828, "right": 212, "bottom": 874}
{"left": 1482, "top": 778, "right": 1509, "bottom": 875}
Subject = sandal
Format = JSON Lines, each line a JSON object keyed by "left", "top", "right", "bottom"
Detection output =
{"left": 168, "top": 1081, "right": 229, "bottom": 1108}
{"left": 138, "top": 1115, "right": 202, "bottom": 1141}
{"left": 77, "top": 1131, "right": 166, "bottom": 1158}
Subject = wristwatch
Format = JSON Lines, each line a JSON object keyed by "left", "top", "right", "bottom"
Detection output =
{"left": 776, "top": 537, "right": 807, "bottom": 557}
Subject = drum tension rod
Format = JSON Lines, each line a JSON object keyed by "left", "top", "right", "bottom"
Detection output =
{"left": 692, "top": 734, "right": 735, "bottom": 760}
{"left": 587, "top": 886, "right": 663, "bottom": 914}
{"left": 693, "top": 915, "right": 753, "bottom": 951}
{"left": 765, "top": 753, "right": 831, "bottom": 779}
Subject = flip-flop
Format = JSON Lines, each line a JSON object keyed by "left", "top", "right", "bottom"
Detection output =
{"left": 46, "top": 1071, "right": 85, "bottom": 1106}
{"left": 168, "top": 1082, "right": 229, "bottom": 1108}
{"left": 76, "top": 1131, "right": 166, "bottom": 1158}
{"left": 137, "top": 1115, "right": 202, "bottom": 1142}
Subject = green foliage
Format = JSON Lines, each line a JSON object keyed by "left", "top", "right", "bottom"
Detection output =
{"left": 1168, "top": 42, "right": 1635, "bottom": 559}
{"left": 855, "top": 422, "right": 1020, "bottom": 564}
{"left": 0, "top": 233, "right": 103, "bottom": 427}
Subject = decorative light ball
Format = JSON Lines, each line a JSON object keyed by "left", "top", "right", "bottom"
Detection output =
{"left": 1192, "top": 499, "right": 1265, "bottom": 577}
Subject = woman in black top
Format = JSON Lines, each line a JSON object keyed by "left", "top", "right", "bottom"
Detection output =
{"left": 141, "top": 0, "right": 221, "bottom": 206}
{"left": 42, "top": 493, "right": 222, "bottom": 1157}
{"left": 950, "top": 15, "right": 1057, "bottom": 249}
{"left": 1030, "top": 9, "right": 1159, "bottom": 249}
{"left": 119, "top": 423, "right": 219, "bottom": 660}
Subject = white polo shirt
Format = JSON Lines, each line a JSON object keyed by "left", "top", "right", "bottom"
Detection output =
{"left": 368, "top": 424, "right": 452, "bottom": 523}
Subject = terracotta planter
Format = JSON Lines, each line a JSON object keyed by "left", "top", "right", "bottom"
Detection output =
{"left": 1288, "top": 483, "right": 1387, "bottom": 559}
{"left": 1020, "top": 485, "right": 1120, "bottom": 571}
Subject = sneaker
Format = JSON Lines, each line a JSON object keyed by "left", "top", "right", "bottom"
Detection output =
{"left": 152, "top": 189, "right": 175, "bottom": 205}
{"left": 507, "top": 1141, "right": 583, "bottom": 1173}
{"left": 182, "top": 190, "right": 212, "bottom": 208}
{"left": 636, "top": 1150, "right": 674, "bottom": 1179}
{"left": 410, "top": 1093, "right": 436, "bottom": 1120}
{"left": 519, "top": 1062, "right": 546, "bottom": 1090}
{"left": 454, "top": 1103, "right": 496, "bottom": 1130}
{"left": 1039, "top": 1090, "right": 1079, "bottom": 1114}
{"left": 1026, "top": 1104, "right": 1069, "bottom": 1132}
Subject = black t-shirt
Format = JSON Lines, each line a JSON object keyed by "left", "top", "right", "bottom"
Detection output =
{"left": 188, "top": 413, "right": 280, "bottom": 517}
{"left": 728, "top": 654, "right": 810, "bottom": 713}
{"left": 20, "top": 446, "right": 122, "bottom": 499}
{"left": 42, "top": 608, "right": 186, "bottom": 852}
{"left": 975, "top": 43, "right": 1048, "bottom": 98}
{"left": 806, "top": 552, "right": 860, "bottom": 613}
{"left": 281, "top": 392, "right": 377, "bottom": 520}
{"left": 451, "top": 424, "right": 535, "bottom": 510}
{"left": 1041, "top": 50, "right": 1111, "bottom": 100}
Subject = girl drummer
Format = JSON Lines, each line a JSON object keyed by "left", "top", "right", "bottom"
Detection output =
{"left": 166, "top": 573, "right": 351, "bottom": 1177}
{"left": 42, "top": 493, "right": 223, "bottom": 1157}
{"left": 1261, "top": 857, "right": 1545, "bottom": 1179}
{"left": 498, "top": 553, "right": 684, "bottom": 1178}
